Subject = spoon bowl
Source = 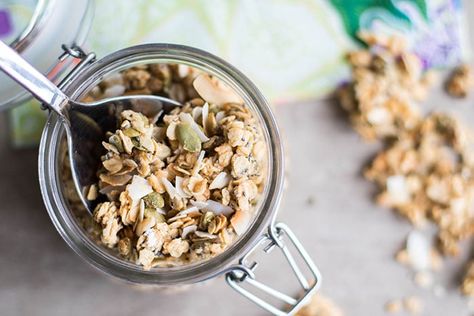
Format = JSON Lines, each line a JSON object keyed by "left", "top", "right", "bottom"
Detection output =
{"left": 0, "top": 41, "right": 181, "bottom": 213}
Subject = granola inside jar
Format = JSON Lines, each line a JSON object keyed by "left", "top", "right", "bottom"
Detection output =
{"left": 63, "top": 63, "right": 268, "bottom": 270}
{"left": 40, "top": 44, "right": 285, "bottom": 284}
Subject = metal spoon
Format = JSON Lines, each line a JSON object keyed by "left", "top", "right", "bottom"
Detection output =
{"left": 0, "top": 41, "right": 180, "bottom": 213}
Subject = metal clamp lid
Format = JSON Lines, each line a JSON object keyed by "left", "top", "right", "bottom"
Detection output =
{"left": 225, "top": 222, "right": 321, "bottom": 315}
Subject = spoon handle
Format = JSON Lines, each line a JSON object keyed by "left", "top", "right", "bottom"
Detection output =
{"left": 0, "top": 41, "right": 69, "bottom": 116}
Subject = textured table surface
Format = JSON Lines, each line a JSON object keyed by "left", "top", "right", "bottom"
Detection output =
{"left": 2, "top": 5, "right": 474, "bottom": 316}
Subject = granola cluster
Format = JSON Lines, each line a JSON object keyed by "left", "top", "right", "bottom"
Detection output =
{"left": 445, "top": 64, "right": 474, "bottom": 98}
{"left": 365, "top": 113, "right": 474, "bottom": 256}
{"left": 337, "top": 32, "right": 436, "bottom": 141}
{"left": 70, "top": 64, "right": 267, "bottom": 269}
{"left": 294, "top": 294, "right": 344, "bottom": 316}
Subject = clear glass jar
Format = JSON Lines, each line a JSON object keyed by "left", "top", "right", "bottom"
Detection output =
{"left": 38, "top": 44, "right": 320, "bottom": 315}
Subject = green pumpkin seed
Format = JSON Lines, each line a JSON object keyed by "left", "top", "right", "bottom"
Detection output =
{"left": 144, "top": 208, "right": 166, "bottom": 223}
{"left": 143, "top": 192, "right": 164, "bottom": 209}
{"left": 176, "top": 123, "right": 202, "bottom": 152}
{"left": 123, "top": 127, "right": 141, "bottom": 137}
{"left": 108, "top": 134, "right": 124, "bottom": 152}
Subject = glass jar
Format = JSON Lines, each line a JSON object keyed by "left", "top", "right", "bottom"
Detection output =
{"left": 38, "top": 44, "right": 321, "bottom": 315}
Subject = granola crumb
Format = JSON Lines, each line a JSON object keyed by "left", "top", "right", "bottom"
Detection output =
{"left": 446, "top": 64, "right": 474, "bottom": 98}
{"left": 403, "top": 296, "right": 423, "bottom": 315}
{"left": 295, "top": 294, "right": 344, "bottom": 316}
{"left": 385, "top": 299, "right": 402, "bottom": 314}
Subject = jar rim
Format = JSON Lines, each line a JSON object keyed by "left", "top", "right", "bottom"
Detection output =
{"left": 39, "top": 43, "right": 285, "bottom": 285}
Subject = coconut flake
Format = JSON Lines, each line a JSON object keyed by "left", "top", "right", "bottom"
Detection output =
{"left": 175, "top": 176, "right": 192, "bottom": 198}
{"left": 194, "top": 231, "right": 218, "bottom": 239}
{"left": 202, "top": 102, "right": 209, "bottom": 135}
{"left": 176, "top": 206, "right": 199, "bottom": 217}
{"left": 407, "top": 231, "right": 431, "bottom": 271}
{"left": 156, "top": 208, "right": 167, "bottom": 215}
{"left": 386, "top": 175, "right": 410, "bottom": 204}
{"left": 128, "top": 175, "right": 153, "bottom": 201}
{"left": 216, "top": 111, "right": 225, "bottom": 123}
{"left": 182, "top": 225, "right": 197, "bottom": 239}
{"left": 192, "top": 150, "right": 205, "bottom": 176}
{"left": 230, "top": 210, "right": 250, "bottom": 235}
{"left": 179, "top": 112, "right": 210, "bottom": 142}
{"left": 209, "top": 172, "right": 231, "bottom": 190}
{"left": 192, "top": 106, "right": 203, "bottom": 121}
{"left": 192, "top": 74, "right": 243, "bottom": 106}
{"left": 190, "top": 200, "right": 234, "bottom": 216}
{"left": 160, "top": 177, "right": 178, "bottom": 199}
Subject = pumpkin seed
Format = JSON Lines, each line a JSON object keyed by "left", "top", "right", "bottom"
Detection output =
{"left": 176, "top": 122, "right": 202, "bottom": 152}
{"left": 143, "top": 192, "right": 165, "bottom": 209}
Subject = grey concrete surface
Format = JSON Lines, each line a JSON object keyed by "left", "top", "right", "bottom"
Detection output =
{"left": 2, "top": 3, "right": 474, "bottom": 316}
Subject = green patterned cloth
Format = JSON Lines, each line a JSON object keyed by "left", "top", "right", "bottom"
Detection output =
{"left": 9, "top": 0, "right": 468, "bottom": 146}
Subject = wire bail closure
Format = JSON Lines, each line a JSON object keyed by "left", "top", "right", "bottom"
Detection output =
{"left": 225, "top": 222, "right": 322, "bottom": 315}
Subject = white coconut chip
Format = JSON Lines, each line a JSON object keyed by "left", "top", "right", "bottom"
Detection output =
{"left": 230, "top": 210, "right": 251, "bottom": 236}
{"left": 190, "top": 200, "right": 234, "bottom": 216}
{"left": 181, "top": 225, "right": 197, "bottom": 239}
{"left": 194, "top": 231, "right": 218, "bottom": 239}
{"left": 155, "top": 208, "right": 167, "bottom": 215}
{"left": 209, "top": 172, "right": 231, "bottom": 190}
{"left": 192, "top": 74, "right": 243, "bottom": 106}
{"left": 215, "top": 111, "right": 225, "bottom": 123}
{"left": 407, "top": 231, "right": 431, "bottom": 271}
{"left": 191, "top": 150, "right": 205, "bottom": 176}
{"left": 176, "top": 206, "right": 199, "bottom": 217}
{"left": 386, "top": 175, "right": 410, "bottom": 204}
{"left": 202, "top": 102, "right": 209, "bottom": 135}
{"left": 160, "top": 177, "right": 178, "bottom": 199}
{"left": 192, "top": 106, "right": 202, "bottom": 121}
{"left": 128, "top": 175, "right": 153, "bottom": 201}
{"left": 175, "top": 176, "right": 192, "bottom": 198}
{"left": 179, "top": 112, "right": 210, "bottom": 142}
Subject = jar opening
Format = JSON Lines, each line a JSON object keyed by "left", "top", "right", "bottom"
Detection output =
{"left": 40, "top": 44, "right": 285, "bottom": 284}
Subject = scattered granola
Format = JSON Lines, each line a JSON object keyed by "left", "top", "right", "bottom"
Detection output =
{"left": 295, "top": 294, "right": 344, "bottom": 316}
{"left": 403, "top": 296, "right": 423, "bottom": 315}
{"left": 462, "top": 261, "right": 474, "bottom": 296}
{"left": 337, "top": 32, "right": 436, "bottom": 141}
{"left": 384, "top": 299, "right": 402, "bottom": 314}
{"left": 445, "top": 64, "right": 474, "bottom": 98}
{"left": 65, "top": 64, "right": 267, "bottom": 270}
{"left": 365, "top": 113, "right": 474, "bottom": 257}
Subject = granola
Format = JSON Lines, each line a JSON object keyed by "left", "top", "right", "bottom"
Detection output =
{"left": 365, "top": 113, "right": 474, "bottom": 256}
{"left": 445, "top": 64, "right": 474, "bottom": 98}
{"left": 337, "top": 32, "right": 436, "bottom": 141}
{"left": 65, "top": 64, "right": 267, "bottom": 269}
{"left": 294, "top": 294, "right": 344, "bottom": 316}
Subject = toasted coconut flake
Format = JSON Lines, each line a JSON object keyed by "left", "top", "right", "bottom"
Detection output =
{"left": 179, "top": 112, "right": 210, "bottom": 142}
{"left": 192, "top": 150, "right": 205, "bottom": 176}
{"left": 191, "top": 199, "right": 234, "bottom": 216}
{"left": 193, "top": 74, "right": 243, "bottom": 105}
{"left": 230, "top": 210, "right": 250, "bottom": 235}
{"left": 209, "top": 172, "right": 231, "bottom": 190}
{"left": 100, "top": 174, "right": 133, "bottom": 186}
{"left": 407, "top": 231, "right": 431, "bottom": 271}
{"left": 182, "top": 225, "right": 197, "bottom": 239}
{"left": 160, "top": 177, "right": 178, "bottom": 199}
{"left": 128, "top": 175, "right": 153, "bottom": 201}
{"left": 192, "top": 106, "right": 202, "bottom": 121}
{"left": 215, "top": 111, "right": 225, "bottom": 123}
{"left": 175, "top": 176, "right": 192, "bottom": 198}
{"left": 176, "top": 206, "right": 200, "bottom": 217}
{"left": 202, "top": 102, "right": 209, "bottom": 135}
{"left": 194, "top": 231, "right": 218, "bottom": 239}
